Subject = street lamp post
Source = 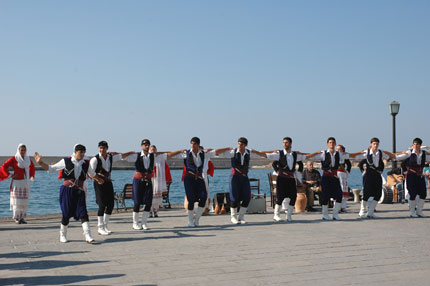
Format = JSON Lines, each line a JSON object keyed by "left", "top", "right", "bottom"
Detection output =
{"left": 389, "top": 101, "right": 400, "bottom": 168}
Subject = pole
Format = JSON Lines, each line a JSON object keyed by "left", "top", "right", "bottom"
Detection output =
{"left": 392, "top": 114, "right": 397, "bottom": 168}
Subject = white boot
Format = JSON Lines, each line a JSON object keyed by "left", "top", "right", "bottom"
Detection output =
{"left": 273, "top": 204, "right": 282, "bottom": 221}
{"left": 230, "top": 208, "right": 239, "bottom": 224}
{"left": 409, "top": 200, "right": 418, "bottom": 218}
{"left": 332, "top": 202, "right": 342, "bottom": 220}
{"left": 238, "top": 207, "right": 247, "bottom": 224}
{"left": 194, "top": 207, "right": 205, "bottom": 226}
{"left": 367, "top": 200, "right": 378, "bottom": 218}
{"left": 286, "top": 205, "right": 294, "bottom": 222}
{"left": 82, "top": 222, "right": 95, "bottom": 243}
{"left": 359, "top": 200, "right": 367, "bottom": 219}
{"left": 187, "top": 210, "right": 195, "bottom": 227}
{"left": 97, "top": 216, "right": 109, "bottom": 235}
{"left": 60, "top": 224, "right": 68, "bottom": 243}
{"left": 322, "top": 205, "right": 332, "bottom": 220}
{"left": 141, "top": 211, "right": 150, "bottom": 230}
{"left": 416, "top": 198, "right": 426, "bottom": 217}
{"left": 103, "top": 213, "right": 112, "bottom": 234}
{"left": 133, "top": 212, "right": 142, "bottom": 230}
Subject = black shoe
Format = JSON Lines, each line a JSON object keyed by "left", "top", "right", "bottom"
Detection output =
{"left": 20, "top": 219, "right": 27, "bottom": 224}
{"left": 154, "top": 213, "right": 158, "bottom": 218}
{"left": 306, "top": 206, "right": 315, "bottom": 212}
{"left": 149, "top": 213, "right": 153, "bottom": 218}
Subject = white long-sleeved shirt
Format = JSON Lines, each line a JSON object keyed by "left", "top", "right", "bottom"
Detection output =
{"left": 48, "top": 159, "right": 85, "bottom": 180}
{"left": 311, "top": 150, "right": 350, "bottom": 167}
{"left": 123, "top": 152, "right": 167, "bottom": 169}
{"left": 266, "top": 150, "right": 306, "bottom": 170}
{"left": 217, "top": 149, "right": 255, "bottom": 165}
{"left": 176, "top": 150, "right": 216, "bottom": 168}
{"left": 88, "top": 153, "right": 122, "bottom": 177}
{"left": 354, "top": 149, "right": 389, "bottom": 168}
{"left": 396, "top": 149, "right": 427, "bottom": 165}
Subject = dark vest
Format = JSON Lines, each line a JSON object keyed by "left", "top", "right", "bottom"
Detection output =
{"left": 95, "top": 154, "right": 113, "bottom": 175}
{"left": 62, "top": 157, "right": 89, "bottom": 181}
{"left": 406, "top": 150, "right": 426, "bottom": 168}
{"left": 365, "top": 149, "right": 385, "bottom": 172}
{"left": 278, "top": 150, "right": 297, "bottom": 172}
{"left": 231, "top": 149, "right": 250, "bottom": 172}
{"left": 322, "top": 151, "right": 340, "bottom": 171}
{"left": 184, "top": 150, "right": 205, "bottom": 173}
{"left": 135, "top": 153, "right": 154, "bottom": 174}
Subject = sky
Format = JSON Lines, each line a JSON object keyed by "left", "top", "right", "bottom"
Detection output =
{"left": 1, "top": 0, "right": 429, "bottom": 156}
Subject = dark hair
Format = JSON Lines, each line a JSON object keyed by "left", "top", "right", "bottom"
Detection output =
{"left": 190, "top": 137, "right": 200, "bottom": 145}
{"left": 337, "top": 144, "right": 345, "bottom": 152}
{"left": 141, "top": 139, "right": 151, "bottom": 145}
{"left": 238, "top": 137, "right": 248, "bottom": 145}
{"left": 327, "top": 137, "right": 336, "bottom": 143}
{"left": 150, "top": 145, "right": 157, "bottom": 149}
{"left": 98, "top": 140, "right": 108, "bottom": 148}
{"left": 74, "top": 144, "right": 86, "bottom": 152}
{"left": 413, "top": 137, "right": 423, "bottom": 145}
{"left": 283, "top": 137, "right": 292, "bottom": 143}
{"left": 370, "top": 137, "right": 380, "bottom": 144}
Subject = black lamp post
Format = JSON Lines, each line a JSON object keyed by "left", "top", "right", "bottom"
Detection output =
{"left": 389, "top": 101, "right": 400, "bottom": 168}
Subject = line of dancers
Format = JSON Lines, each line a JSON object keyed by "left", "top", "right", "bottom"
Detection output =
{"left": 1, "top": 136, "right": 429, "bottom": 243}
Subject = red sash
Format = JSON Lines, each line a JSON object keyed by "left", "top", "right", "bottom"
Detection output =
{"left": 63, "top": 179, "right": 85, "bottom": 190}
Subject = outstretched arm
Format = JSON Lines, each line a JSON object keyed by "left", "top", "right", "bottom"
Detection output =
{"left": 251, "top": 149, "right": 267, "bottom": 158}
{"left": 34, "top": 152, "right": 50, "bottom": 171}
{"left": 348, "top": 150, "right": 365, "bottom": 158}
{"left": 121, "top": 151, "right": 135, "bottom": 159}
{"left": 166, "top": 149, "right": 186, "bottom": 158}
{"left": 383, "top": 150, "right": 396, "bottom": 160}
{"left": 305, "top": 151, "right": 322, "bottom": 159}
{"left": 215, "top": 147, "right": 233, "bottom": 156}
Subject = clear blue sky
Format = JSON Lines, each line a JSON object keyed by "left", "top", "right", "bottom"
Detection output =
{"left": 1, "top": 0, "right": 429, "bottom": 156}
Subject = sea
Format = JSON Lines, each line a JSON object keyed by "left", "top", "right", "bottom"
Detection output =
{"left": 0, "top": 169, "right": 381, "bottom": 218}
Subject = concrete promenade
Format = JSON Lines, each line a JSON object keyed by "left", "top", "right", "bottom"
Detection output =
{"left": 1, "top": 202, "right": 430, "bottom": 286}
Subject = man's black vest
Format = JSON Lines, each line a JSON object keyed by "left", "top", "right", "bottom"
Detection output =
{"left": 135, "top": 153, "right": 155, "bottom": 174}
{"left": 278, "top": 150, "right": 297, "bottom": 172}
{"left": 321, "top": 151, "right": 340, "bottom": 171}
{"left": 62, "top": 157, "right": 89, "bottom": 181}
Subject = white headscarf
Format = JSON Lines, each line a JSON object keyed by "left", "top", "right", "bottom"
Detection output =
{"left": 15, "top": 143, "right": 31, "bottom": 180}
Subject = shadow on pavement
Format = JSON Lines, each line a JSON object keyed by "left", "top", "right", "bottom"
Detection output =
{"left": 0, "top": 259, "right": 108, "bottom": 271}
{"left": 0, "top": 274, "right": 125, "bottom": 286}
{"left": 0, "top": 251, "right": 88, "bottom": 259}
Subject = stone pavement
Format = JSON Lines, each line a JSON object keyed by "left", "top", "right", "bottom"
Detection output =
{"left": 1, "top": 201, "right": 430, "bottom": 286}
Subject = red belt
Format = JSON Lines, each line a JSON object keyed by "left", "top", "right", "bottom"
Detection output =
{"left": 63, "top": 179, "right": 85, "bottom": 190}
{"left": 323, "top": 170, "right": 338, "bottom": 177}
{"left": 407, "top": 167, "right": 423, "bottom": 176}
{"left": 97, "top": 173, "right": 112, "bottom": 183}
{"left": 278, "top": 170, "right": 295, "bottom": 178}
{"left": 185, "top": 171, "right": 203, "bottom": 180}
{"left": 133, "top": 171, "right": 152, "bottom": 181}
{"left": 232, "top": 168, "right": 248, "bottom": 177}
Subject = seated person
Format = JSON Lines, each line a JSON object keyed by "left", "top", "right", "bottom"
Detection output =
{"left": 301, "top": 161, "right": 321, "bottom": 212}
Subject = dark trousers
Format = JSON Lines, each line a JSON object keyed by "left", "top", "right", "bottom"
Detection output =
{"left": 363, "top": 170, "right": 383, "bottom": 201}
{"left": 132, "top": 178, "right": 153, "bottom": 212}
{"left": 184, "top": 176, "right": 207, "bottom": 210}
{"left": 321, "top": 176, "right": 342, "bottom": 205}
{"left": 275, "top": 176, "right": 297, "bottom": 206}
{"left": 59, "top": 185, "right": 89, "bottom": 225}
{"left": 406, "top": 173, "right": 427, "bottom": 200}
{"left": 229, "top": 174, "right": 251, "bottom": 208}
{"left": 94, "top": 181, "right": 115, "bottom": 216}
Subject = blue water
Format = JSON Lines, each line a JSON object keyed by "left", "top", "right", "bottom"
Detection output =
{"left": 0, "top": 169, "right": 374, "bottom": 217}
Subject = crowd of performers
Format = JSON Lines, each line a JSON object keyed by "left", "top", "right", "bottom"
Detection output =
{"left": 1, "top": 136, "right": 430, "bottom": 244}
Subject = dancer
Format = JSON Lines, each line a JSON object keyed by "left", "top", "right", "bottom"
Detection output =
{"left": 352, "top": 138, "right": 392, "bottom": 218}
{"left": 123, "top": 139, "right": 183, "bottom": 230}
{"left": 336, "top": 144, "right": 352, "bottom": 212}
{"left": 217, "top": 137, "right": 266, "bottom": 224}
{"left": 266, "top": 137, "right": 306, "bottom": 222}
{"left": 394, "top": 138, "right": 430, "bottom": 217}
{"left": 149, "top": 145, "right": 172, "bottom": 218}
{"left": 307, "top": 137, "right": 361, "bottom": 221}
{"left": 34, "top": 144, "right": 103, "bottom": 243}
{"left": 0, "top": 144, "right": 35, "bottom": 224}
{"left": 88, "top": 141, "right": 127, "bottom": 235}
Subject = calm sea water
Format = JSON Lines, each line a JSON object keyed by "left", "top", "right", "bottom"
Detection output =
{"left": 0, "top": 169, "right": 378, "bottom": 218}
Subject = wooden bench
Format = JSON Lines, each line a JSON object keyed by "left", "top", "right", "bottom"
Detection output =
{"left": 114, "top": 184, "right": 133, "bottom": 212}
